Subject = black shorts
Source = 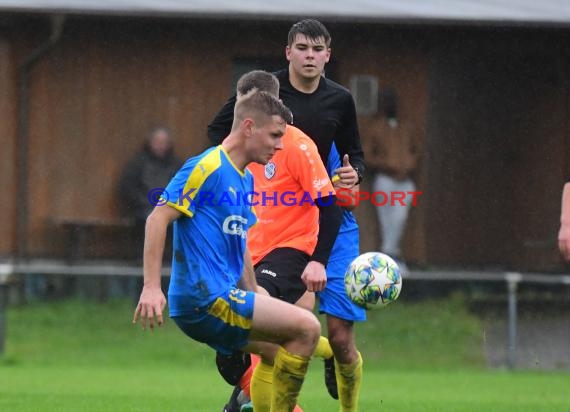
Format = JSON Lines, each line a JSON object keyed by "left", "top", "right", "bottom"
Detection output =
{"left": 254, "top": 247, "right": 310, "bottom": 304}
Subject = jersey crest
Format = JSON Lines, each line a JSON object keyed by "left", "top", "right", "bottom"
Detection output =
{"left": 264, "top": 162, "right": 276, "bottom": 179}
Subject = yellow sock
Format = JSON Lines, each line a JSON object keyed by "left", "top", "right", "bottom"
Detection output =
{"left": 250, "top": 360, "right": 274, "bottom": 412}
{"left": 313, "top": 336, "right": 334, "bottom": 359}
{"left": 336, "top": 351, "right": 363, "bottom": 412}
{"left": 272, "top": 346, "right": 310, "bottom": 412}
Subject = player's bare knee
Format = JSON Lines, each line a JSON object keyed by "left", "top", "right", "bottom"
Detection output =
{"left": 329, "top": 329, "right": 351, "bottom": 349}
{"left": 309, "top": 316, "right": 321, "bottom": 346}
{"left": 328, "top": 328, "right": 358, "bottom": 362}
{"left": 295, "top": 311, "right": 321, "bottom": 344}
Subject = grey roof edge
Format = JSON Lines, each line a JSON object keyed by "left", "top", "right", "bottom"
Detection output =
{"left": 3, "top": 7, "right": 570, "bottom": 29}
{"left": 2, "top": 0, "right": 570, "bottom": 29}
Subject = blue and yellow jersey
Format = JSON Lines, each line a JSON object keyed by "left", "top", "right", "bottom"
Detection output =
{"left": 163, "top": 146, "right": 257, "bottom": 315}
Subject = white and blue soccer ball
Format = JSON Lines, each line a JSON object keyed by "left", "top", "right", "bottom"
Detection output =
{"left": 344, "top": 252, "right": 403, "bottom": 310}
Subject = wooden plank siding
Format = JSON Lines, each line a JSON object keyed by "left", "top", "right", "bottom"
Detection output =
{"left": 0, "top": 16, "right": 569, "bottom": 271}
{"left": 1, "top": 18, "right": 290, "bottom": 259}
{"left": 425, "top": 28, "right": 570, "bottom": 271}
{"left": 0, "top": 34, "right": 17, "bottom": 256}
{"left": 0, "top": 18, "right": 430, "bottom": 262}
{"left": 21, "top": 19, "right": 237, "bottom": 258}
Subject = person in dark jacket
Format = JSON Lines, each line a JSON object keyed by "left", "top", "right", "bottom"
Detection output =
{"left": 118, "top": 126, "right": 181, "bottom": 296}
{"left": 119, "top": 126, "right": 182, "bottom": 225}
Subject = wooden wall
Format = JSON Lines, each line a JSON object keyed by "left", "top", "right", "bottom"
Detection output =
{"left": 426, "top": 28, "right": 570, "bottom": 271}
{"left": 0, "top": 18, "right": 302, "bottom": 258}
{"left": 0, "top": 33, "right": 17, "bottom": 256}
{"left": 1, "top": 16, "right": 568, "bottom": 271}
{"left": 11, "top": 19, "right": 242, "bottom": 257}
{"left": 0, "top": 17, "right": 431, "bottom": 260}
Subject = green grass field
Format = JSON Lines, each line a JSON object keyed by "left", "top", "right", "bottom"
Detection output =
{"left": 1, "top": 298, "right": 568, "bottom": 411}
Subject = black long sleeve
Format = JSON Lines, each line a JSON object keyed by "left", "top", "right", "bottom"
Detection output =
{"left": 311, "top": 196, "right": 343, "bottom": 266}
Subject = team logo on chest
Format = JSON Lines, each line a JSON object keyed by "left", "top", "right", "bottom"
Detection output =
{"left": 264, "top": 162, "right": 276, "bottom": 179}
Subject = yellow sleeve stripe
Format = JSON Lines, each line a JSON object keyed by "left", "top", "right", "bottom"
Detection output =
{"left": 179, "top": 148, "right": 222, "bottom": 211}
{"left": 166, "top": 201, "right": 194, "bottom": 218}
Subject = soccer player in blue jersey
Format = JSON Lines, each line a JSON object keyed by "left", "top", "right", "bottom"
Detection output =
{"left": 132, "top": 89, "right": 321, "bottom": 412}
{"left": 318, "top": 143, "right": 365, "bottom": 410}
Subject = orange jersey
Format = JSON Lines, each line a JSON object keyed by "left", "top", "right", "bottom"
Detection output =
{"left": 247, "top": 125, "right": 335, "bottom": 264}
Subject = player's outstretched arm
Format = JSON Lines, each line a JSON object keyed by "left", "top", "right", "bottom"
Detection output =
{"left": 133, "top": 205, "right": 181, "bottom": 330}
{"left": 558, "top": 182, "right": 570, "bottom": 261}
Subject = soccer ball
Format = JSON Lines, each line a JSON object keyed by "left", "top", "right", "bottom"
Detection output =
{"left": 344, "top": 252, "right": 402, "bottom": 310}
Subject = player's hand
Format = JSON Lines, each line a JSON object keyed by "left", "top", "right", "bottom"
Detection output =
{"left": 133, "top": 285, "right": 167, "bottom": 330}
{"left": 334, "top": 155, "right": 358, "bottom": 188}
{"left": 301, "top": 261, "right": 327, "bottom": 292}
{"left": 558, "top": 223, "right": 570, "bottom": 261}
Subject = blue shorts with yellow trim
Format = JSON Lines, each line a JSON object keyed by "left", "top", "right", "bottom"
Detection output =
{"left": 171, "top": 288, "right": 255, "bottom": 356}
{"left": 318, "top": 255, "right": 366, "bottom": 322}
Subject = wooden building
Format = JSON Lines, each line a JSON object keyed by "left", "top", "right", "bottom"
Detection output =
{"left": 1, "top": 1, "right": 570, "bottom": 271}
